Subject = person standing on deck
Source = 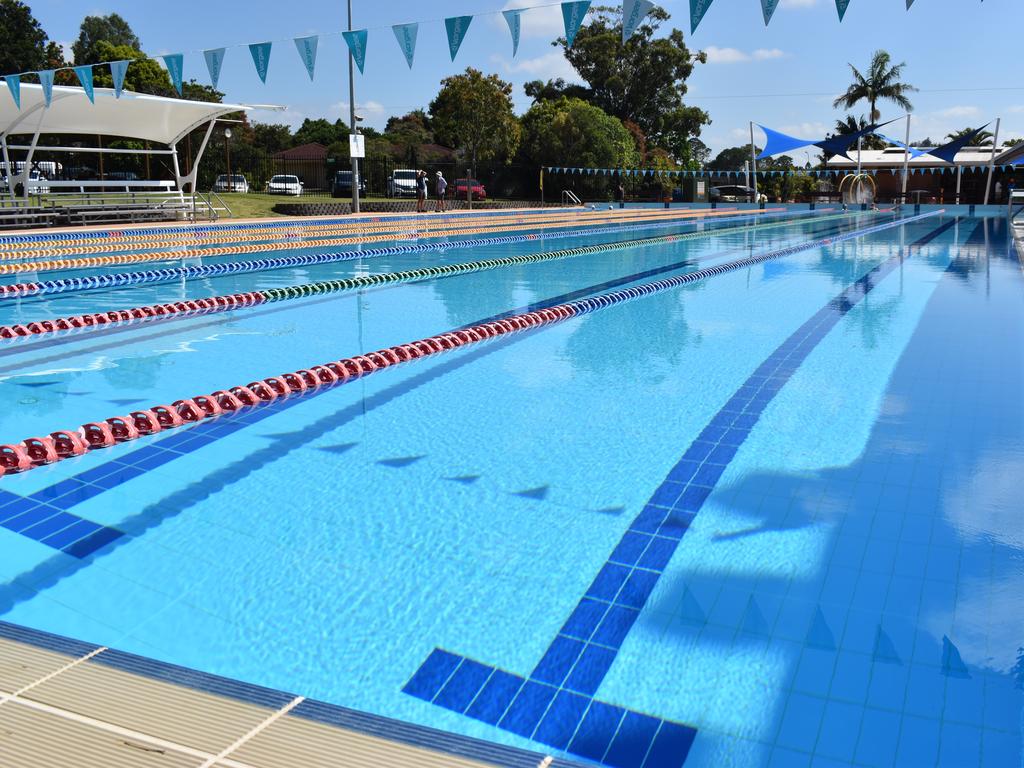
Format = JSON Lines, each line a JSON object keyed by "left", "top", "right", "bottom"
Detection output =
{"left": 416, "top": 170, "right": 428, "bottom": 213}
{"left": 435, "top": 171, "right": 447, "bottom": 212}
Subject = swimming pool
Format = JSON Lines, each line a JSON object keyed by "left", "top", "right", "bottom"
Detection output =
{"left": 0, "top": 208, "right": 1020, "bottom": 767}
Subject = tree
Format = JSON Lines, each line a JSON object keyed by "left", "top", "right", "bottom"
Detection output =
{"left": 43, "top": 41, "right": 76, "bottom": 86}
{"left": 252, "top": 123, "right": 293, "bottom": 155}
{"left": 292, "top": 118, "right": 348, "bottom": 147}
{"left": 384, "top": 110, "right": 433, "bottom": 164}
{"left": 833, "top": 115, "right": 886, "bottom": 150}
{"left": 945, "top": 127, "right": 994, "bottom": 146}
{"left": 1004, "top": 138, "right": 1024, "bottom": 147}
{"left": 519, "top": 97, "right": 639, "bottom": 169}
{"left": 688, "top": 138, "right": 711, "bottom": 168}
{"left": 524, "top": 78, "right": 589, "bottom": 104}
{"left": 0, "top": 0, "right": 48, "bottom": 74}
{"left": 550, "top": 5, "right": 708, "bottom": 160}
{"left": 89, "top": 43, "right": 174, "bottom": 97}
{"left": 429, "top": 68, "right": 521, "bottom": 176}
{"left": 833, "top": 49, "right": 917, "bottom": 123}
{"left": 707, "top": 145, "right": 758, "bottom": 172}
{"left": 72, "top": 13, "right": 141, "bottom": 65}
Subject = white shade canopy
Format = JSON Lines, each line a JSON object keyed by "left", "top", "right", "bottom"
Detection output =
{"left": 0, "top": 83, "right": 251, "bottom": 145}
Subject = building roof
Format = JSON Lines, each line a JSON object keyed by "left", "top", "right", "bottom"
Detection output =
{"left": 826, "top": 145, "right": 1022, "bottom": 168}
{"left": 272, "top": 142, "right": 328, "bottom": 160}
{"left": 0, "top": 84, "right": 250, "bottom": 145}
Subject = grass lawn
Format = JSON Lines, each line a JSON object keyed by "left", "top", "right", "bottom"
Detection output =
{"left": 215, "top": 192, "right": 392, "bottom": 219}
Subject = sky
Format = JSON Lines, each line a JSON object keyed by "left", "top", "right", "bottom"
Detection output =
{"left": 24, "top": 0, "right": 1024, "bottom": 157}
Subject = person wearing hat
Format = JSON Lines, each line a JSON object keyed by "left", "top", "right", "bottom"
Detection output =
{"left": 435, "top": 171, "right": 448, "bottom": 212}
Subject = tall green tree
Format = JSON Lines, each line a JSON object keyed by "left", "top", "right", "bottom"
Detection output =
{"left": 429, "top": 67, "right": 521, "bottom": 177}
{"left": 89, "top": 43, "right": 172, "bottom": 96}
{"left": 72, "top": 13, "right": 141, "bottom": 64}
{"left": 519, "top": 97, "right": 639, "bottom": 169}
{"left": 833, "top": 50, "right": 917, "bottom": 122}
{"left": 291, "top": 118, "right": 348, "bottom": 147}
{"left": 252, "top": 123, "right": 293, "bottom": 154}
{"left": 544, "top": 5, "right": 708, "bottom": 160}
{"left": 0, "top": 0, "right": 48, "bottom": 73}
{"left": 384, "top": 110, "right": 433, "bottom": 164}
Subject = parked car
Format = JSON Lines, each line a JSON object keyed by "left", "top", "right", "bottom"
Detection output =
{"left": 710, "top": 185, "right": 756, "bottom": 202}
{"left": 330, "top": 170, "right": 366, "bottom": 198}
{"left": 0, "top": 170, "right": 49, "bottom": 194}
{"left": 105, "top": 171, "right": 140, "bottom": 182}
{"left": 451, "top": 178, "right": 486, "bottom": 201}
{"left": 213, "top": 174, "right": 250, "bottom": 194}
{"left": 267, "top": 174, "right": 303, "bottom": 196}
{"left": 386, "top": 169, "right": 418, "bottom": 198}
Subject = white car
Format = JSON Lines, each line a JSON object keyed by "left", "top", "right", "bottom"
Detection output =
{"left": 267, "top": 174, "right": 303, "bottom": 196}
{"left": 0, "top": 170, "right": 50, "bottom": 194}
{"left": 213, "top": 174, "right": 250, "bottom": 194}
{"left": 386, "top": 169, "right": 418, "bottom": 198}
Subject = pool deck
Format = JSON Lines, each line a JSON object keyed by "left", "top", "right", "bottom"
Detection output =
{"left": 0, "top": 622, "right": 584, "bottom": 768}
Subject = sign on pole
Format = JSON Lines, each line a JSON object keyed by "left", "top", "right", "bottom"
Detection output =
{"left": 350, "top": 134, "right": 365, "bottom": 158}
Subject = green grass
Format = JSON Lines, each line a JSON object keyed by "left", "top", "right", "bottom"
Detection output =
{"left": 214, "top": 192, "right": 392, "bottom": 219}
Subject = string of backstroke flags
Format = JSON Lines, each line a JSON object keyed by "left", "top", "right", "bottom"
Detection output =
{"left": 1, "top": 0, "right": 985, "bottom": 110}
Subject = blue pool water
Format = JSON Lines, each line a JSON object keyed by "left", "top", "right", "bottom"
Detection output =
{"left": 0, "top": 210, "right": 1020, "bottom": 767}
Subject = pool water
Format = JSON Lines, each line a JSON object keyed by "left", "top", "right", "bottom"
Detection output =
{"left": 0, "top": 210, "right": 1020, "bottom": 767}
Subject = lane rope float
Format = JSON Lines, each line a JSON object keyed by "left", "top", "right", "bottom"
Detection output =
{"left": 0, "top": 209, "right": 843, "bottom": 301}
{"left": 0, "top": 210, "right": 942, "bottom": 476}
{"left": 0, "top": 207, "right": 771, "bottom": 270}
{"left": 0, "top": 212, "right": 857, "bottom": 341}
{"left": 0, "top": 207, "right": 744, "bottom": 258}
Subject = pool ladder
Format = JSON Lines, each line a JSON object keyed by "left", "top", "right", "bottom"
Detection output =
{"left": 561, "top": 190, "right": 582, "bottom": 206}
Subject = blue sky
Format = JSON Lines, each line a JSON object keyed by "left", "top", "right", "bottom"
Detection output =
{"left": 26, "top": 0, "right": 1024, "bottom": 156}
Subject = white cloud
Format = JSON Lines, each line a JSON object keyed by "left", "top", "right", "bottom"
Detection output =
{"left": 935, "top": 105, "right": 980, "bottom": 119}
{"left": 704, "top": 46, "right": 789, "bottom": 64}
{"left": 778, "top": 121, "right": 830, "bottom": 139}
{"left": 704, "top": 46, "right": 751, "bottom": 64}
{"left": 1006, "top": 105, "right": 1024, "bottom": 114}
{"left": 780, "top": 0, "right": 818, "bottom": 7}
{"left": 493, "top": 1, "right": 564, "bottom": 39}
{"left": 489, "top": 51, "right": 577, "bottom": 80}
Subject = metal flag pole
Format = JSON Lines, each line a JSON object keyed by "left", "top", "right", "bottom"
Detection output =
{"left": 983, "top": 117, "right": 1000, "bottom": 206}
{"left": 749, "top": 122, "right": 759, "bottom": 202}
{"left": 900, "top": 114, "right": 912, "bottom": 206}
{"left": 347, "top": 0, "right": 360, "bottom": 214}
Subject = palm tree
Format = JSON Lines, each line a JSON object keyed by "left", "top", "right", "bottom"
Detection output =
{"left": 945, "top": 128, "right": 994, "bottom": 146}
{"left": 833, "top": 115, "right": 886, "bottom": 150}
{"left": 833, "top": 50, "right": 917, "bottom": 123}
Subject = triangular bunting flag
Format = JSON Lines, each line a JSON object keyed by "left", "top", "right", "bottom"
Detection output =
{"left": 623, "top": 0, "right": 655, "bottom": 41}
{"left": 38, "top": 70, "right": 54, "bottom": 106}
{"left": 203, "top": 48, "right": 225, "bottom": 89}
{"left": 835, "top": 0, "right": 851, "bottom": 20}
{"left": 761, "top": 0, "right": 780, "bottom": 25}
{"left": 110, "top": 60, "right": 130, "bottom": 98}
{"left": 4, "top": 75, "right": 20, "bottom": 109}
{"left": 561, "top": 1, "right": 591, "bottom": 47}
{"left": 342, "top": 30, "right": 368, "bottom": 74}
{"left": 392, "top": 23, "right": 418, "bottom": 69}
{"left": 906, "top": 0, "right": 915, "bottom": 7}
{"left": 162, "top": 54, "right": 184, "bottom": 95}
{"left": 248, "top": 42, "right": 272, "bottom": 84}
{"left": 502, "top": 9, "right": 522, "bottom": 56}
{"left": 690, "top": 0, "right": 715, "bottom": 33}
{"left": 293, "top": 37, "right": 318, "bottom": 81}
{"left": 444, "top": 16, "right": 473, "bottom": 61}
{"left": 73, "top": 65, "right": 95, "bottom": 103}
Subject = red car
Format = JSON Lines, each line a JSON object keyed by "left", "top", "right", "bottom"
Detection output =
{"left": 451, "top": 178, "right": 487, "bottom": 201}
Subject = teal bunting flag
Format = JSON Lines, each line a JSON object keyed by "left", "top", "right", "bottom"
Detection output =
{"left": 690, "top": 0, "right": 714, "bottom": 33}
{"left": 502, "top": 9, "right": 522, "bottom": 56}
{"left": 162, "top": 54, "right": 184, "bottom": 95}
{"left": 110, "top": 60, "right": 129, "bottom": 97}
{"left": 392, "top": 23, "right": 418, "bottom": 69}
{"left": 249, "top": 42, "right": 272, "bottom": 83}
{"left": 761, "top": 0, "right": 780, "bottom": 25}
{"left": 293, "top": 36, "right": 318, "bottom": 81}
{"left": 73, "top": 65, "right": 95, "bottom": 103}
{"left": 342, "top": 30, "right": 368, "bottom": 74}
{"left": 4, "top": 75, "right": 20, "bottom": 109}
{"left": 561, "top": 2, "right": 591, "bottom": 47}
{"left": 445, "top": 16, "right": 473, "bottom": 61}
{"left": 622, "top": 0, "right": 655, "bottom": 41}
{"left": 835, "top": 0, "right": 851, "bottom": 20}
{"left": 203, "top": 48, "right": 225, "bottom": 89}
{"left": 906, "top": 0, "right": 914, "bottom": 7}
{"left": 38, "top": 70, "right": 54, "bottom": 106}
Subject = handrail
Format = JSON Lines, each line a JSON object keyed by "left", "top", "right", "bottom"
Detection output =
{"left": 561, "top": 190, "right": 582, "bottom": 206}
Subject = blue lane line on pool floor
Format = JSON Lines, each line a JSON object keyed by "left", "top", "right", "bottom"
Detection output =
{"left": 0, "top": 218, "right": 859, "bottom": 560}
{"left": 402, "top": 217, "right": 958, "bottom": 768}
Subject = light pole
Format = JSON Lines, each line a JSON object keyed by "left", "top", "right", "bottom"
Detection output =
{"left": 224, "top": 128, "right": 232, "bottom": 192}
{"left": 347, "top": 0, "right": 360, "bottom": 214}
